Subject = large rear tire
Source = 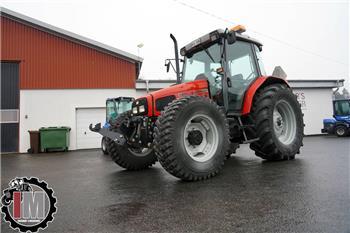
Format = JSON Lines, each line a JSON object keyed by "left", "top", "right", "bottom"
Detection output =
{"left": 154, "top": 96, "right": 230, "bottom": 181}
{"left": 249, "top": 84, "right": 304, "bottom": 161}
{"left": 108, "top": 112, "right": 157, "bottom": 170}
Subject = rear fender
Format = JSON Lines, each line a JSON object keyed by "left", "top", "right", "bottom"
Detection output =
{"left": 241, "top": 76, "right": 290, "bottom": 115}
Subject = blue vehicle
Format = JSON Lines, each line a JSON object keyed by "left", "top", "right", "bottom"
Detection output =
{"left": 322, "top": 99, "right": 350, "bottom": 137}
{"left": 101, "top": 97, "right": 134, "bottom": 154}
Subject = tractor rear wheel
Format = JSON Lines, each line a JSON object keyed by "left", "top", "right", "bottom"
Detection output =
{"left": 249, "top": 84, "right": 304, "bottom": 161}
{"left": 154, "top": 96, "right": 230, "bottom": 181}
{"left": 108, "top": 112, "right": 157, "bottom": 170}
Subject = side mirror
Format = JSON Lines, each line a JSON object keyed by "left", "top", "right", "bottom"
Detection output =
{"left": 227, "top": 32, "right": 236, "bottom": 44}
{"left": 165, "top": 61, "right": 171, "bottom": 73}
{"left": 216, "top": 67, "right": 224, "bottom": 75}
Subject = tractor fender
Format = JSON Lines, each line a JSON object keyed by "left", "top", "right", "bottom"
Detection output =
{"left": 335, "top": 121, "right": 350, "bottom": 128}
{"left": 241, "top": 76, "right": 290, "bottom": 115}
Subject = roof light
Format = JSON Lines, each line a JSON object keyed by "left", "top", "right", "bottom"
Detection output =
{"left": 230, "top": 25, "right": 246, "bottom": 34}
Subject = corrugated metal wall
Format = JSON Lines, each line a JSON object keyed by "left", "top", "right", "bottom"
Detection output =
{"left": 1, "top": 16, "right": 137, "bottom": 89}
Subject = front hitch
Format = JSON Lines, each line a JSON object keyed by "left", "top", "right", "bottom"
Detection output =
{"left": 89, "top": 123, "right": 126, "bottom": 146}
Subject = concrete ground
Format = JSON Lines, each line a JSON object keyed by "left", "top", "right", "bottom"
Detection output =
{"left": 1, "top": 136, "right": 349, "bottom": 233}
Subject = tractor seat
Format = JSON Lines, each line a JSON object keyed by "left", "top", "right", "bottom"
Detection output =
{"left": 195, "top": 73, "right": 208, "bottom": 81}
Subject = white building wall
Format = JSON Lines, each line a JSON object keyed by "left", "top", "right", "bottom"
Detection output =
{"left": 292, "top": 88, "right": 333, "bottom": 135}
{"left": 19, "top": 87, "right": 335, "bottom": 152}
{"left": 19, "top": 89, "right": 147, "bottom": 153}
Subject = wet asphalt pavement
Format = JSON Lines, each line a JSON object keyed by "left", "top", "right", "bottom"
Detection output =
{"left": 1, "top": 136, "right": 349, "bottom": 233}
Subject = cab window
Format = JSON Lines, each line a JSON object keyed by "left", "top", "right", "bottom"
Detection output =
{"left": 106, "top": 101, "right": 117, "bottom": 122}
{"left": 334, "top": 100, "right": 350, "bottom": 116}
{"left": 226, "top": 41, "right": 258, "bottom": 111}
{"left": 254, "top": 45, "right": 266, "bottom": 76}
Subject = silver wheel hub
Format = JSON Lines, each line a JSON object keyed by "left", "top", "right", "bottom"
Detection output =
{"left": 273, "top": 100, "right": 297, "bottom": 145}
{"left": 337, "top": 128, "right": 345, "bottom": 135}
{"left": 183, "top": 114, "right": 219, "bottom": 162}
{"left": 127, "top": 147, "right": 151, "bottom": 157}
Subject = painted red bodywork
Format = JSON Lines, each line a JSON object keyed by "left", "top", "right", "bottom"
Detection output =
{"left": 241, "top": 76, "right": 289, "bottom": 115}
{"left": 140, "top": 80, "right": 209, "bottom": 117}
{"left": 138, "top": 76, "right": 288, "bottom": 117}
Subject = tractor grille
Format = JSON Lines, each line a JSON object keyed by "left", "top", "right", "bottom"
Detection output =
{"left": 155, "top": 96, "right": 176, "bottom": 112}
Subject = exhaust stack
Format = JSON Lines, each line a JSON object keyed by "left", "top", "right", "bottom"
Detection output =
{"left": 170, "top": 34, "right": 181, "bottom": 84}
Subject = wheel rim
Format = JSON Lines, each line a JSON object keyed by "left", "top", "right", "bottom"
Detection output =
{"left": 337, "top": 127, "right": 345, "bottom": 135}
{"left": 102, "top": 139, "right": 106, "bottom": 151}
{"left": 273, "top": 100, "right": 297, "bottom": 145}
{"left": 183, "top": 114, "right": 219, "bottom": 162}
{"left": 127, "top": 147, "right": 152, "bottom": 157}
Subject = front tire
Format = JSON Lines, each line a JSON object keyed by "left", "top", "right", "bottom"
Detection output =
{"left": 108, "top": 112, "right": 157, "bottom": 170}
{"left": 250, "top": 84, "right": 304, "bottom": 161}
{"left": 101, "top": 137, "right": 108, "bottom": 155}
{"left": 335, "top": 125, "right": 347, "bottom": 137}
{"left": 154, "top": 96, "right": 230, "bottom": 181}
{"left": 108, "top": 140, "right": 157, "bottom": 170}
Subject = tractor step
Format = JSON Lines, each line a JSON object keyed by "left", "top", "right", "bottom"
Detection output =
{"left": 242, "top": 138, "right": 260, "bottom": 144}
{"left": 237, "top": 117, "right": 258, "bottom": 143}
{"left": 240, "top": 124, "right": 255, "bottom": 129}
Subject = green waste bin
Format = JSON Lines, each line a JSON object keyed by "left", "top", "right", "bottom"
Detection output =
{"left": 39, "top": 127, "right": 71, "bottom": 152}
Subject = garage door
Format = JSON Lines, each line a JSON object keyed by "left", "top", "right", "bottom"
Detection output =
{"left": 76, "top": 108, "right": 105, "bottom": 149}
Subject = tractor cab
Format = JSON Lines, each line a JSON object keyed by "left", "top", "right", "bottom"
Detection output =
{"left": 322, "top": 99, "right": 350, "bottom": 136}
{"left": 100, "top": 97, "right": 134, "bottom": 154}
{"left": 180, "top": 27, "right": 266, "bottom": 112}
{"left": 333, "top": 99, "right": 350, "bottom": 122}
{"left": 105, "top": 97, "right": 134, "bottom": 125}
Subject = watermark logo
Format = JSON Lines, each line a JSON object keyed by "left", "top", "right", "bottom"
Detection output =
{"left": 1, "top": 177, "right": 57, "bottom": 232}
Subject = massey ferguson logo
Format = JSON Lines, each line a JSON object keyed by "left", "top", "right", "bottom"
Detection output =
{"left": 1, "top": 177, "right": 57, "bottom": 232}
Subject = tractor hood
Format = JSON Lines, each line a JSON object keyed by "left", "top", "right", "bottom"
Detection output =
{"left": 132, "top": 79, "right": 209, "bottom": 117}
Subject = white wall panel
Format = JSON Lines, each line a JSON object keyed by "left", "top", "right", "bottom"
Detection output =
{"left": 19, "top": 89, "right": 147, "bottom": 152}
{"left": 293, "top": 88, "right": 333, "bottom": 135}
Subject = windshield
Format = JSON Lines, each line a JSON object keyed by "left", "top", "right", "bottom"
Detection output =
{"left": 106, "top": 100, "right": 117, "bottom": 122}
{"left": 106, "top": 100, "right": 133, "bottom": 122}
{"left": 334, "top": 100, "right": 350, "bottom": 116}
{"left": 182, "top": 43, "right": 222, "bottom": 95}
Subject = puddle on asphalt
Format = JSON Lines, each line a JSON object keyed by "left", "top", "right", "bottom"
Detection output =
{"left": 99, "top": 202, "right": 147, "bottom": 224}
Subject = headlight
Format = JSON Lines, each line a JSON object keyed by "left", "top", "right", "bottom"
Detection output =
{"left": 131, "top": 98, "right": 148, "bottom": 115}
{"left": 139, "top": 105, "right": 145, "bottom": 113}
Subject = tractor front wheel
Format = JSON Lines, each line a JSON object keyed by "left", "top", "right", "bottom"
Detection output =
{"left": 101, "top": 137, "right": 109, "bottom": 155}
{"left": 250, "top": 84, "right": 304, "bottom": 161}
{"left": 335, "top": 125, "right": 347, "bottom": 137}
{"left": 108, "top": 112, "right": 157, "bottom": 170}
{"left": 154, "top": 96, "right": 230, "bottom": 181}
{"left": 108, "top": 141, "right": 157, "bottom": 170}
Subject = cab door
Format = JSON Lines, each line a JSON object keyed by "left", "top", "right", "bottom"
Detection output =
{"left": 225, "top": 41, "right": 260, "bottom": 112}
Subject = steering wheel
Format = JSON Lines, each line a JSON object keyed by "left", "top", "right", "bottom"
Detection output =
{"left": 246, "top": 72, "right": 256, "bottom": 82}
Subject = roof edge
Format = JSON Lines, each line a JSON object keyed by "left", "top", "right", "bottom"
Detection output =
{"left": 136, "top": 78, "right": 346, "bottom": 90}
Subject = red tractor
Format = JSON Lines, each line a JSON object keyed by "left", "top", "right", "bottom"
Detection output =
{"left": 90, "top": 25, "right": 304, "bottom": 181}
